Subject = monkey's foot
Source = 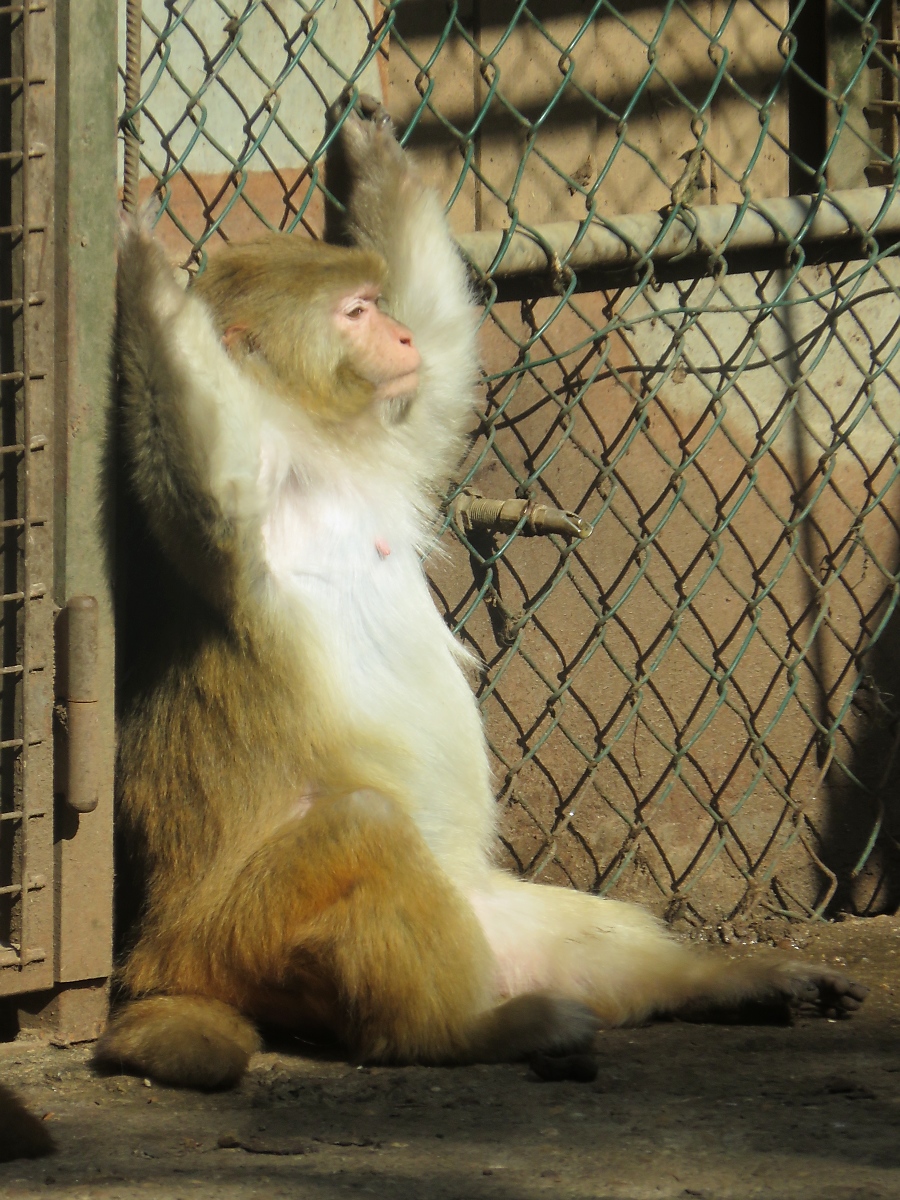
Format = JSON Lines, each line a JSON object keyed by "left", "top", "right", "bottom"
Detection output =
{"left": 94, "top": 995, "right": 262, "bottom": 1090}
{"left": 467, "top": 993, "right": 601, "bottom": 1064}
{"left": 775, "top": 962, "right": 869, "bottom": 1018}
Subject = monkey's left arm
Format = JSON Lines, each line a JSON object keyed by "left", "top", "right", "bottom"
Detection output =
{"left": 117, "top": 224, "right": 267, "bottom": 605}
{"left": 340, "top": 105, "right": 481, "bottom": 488}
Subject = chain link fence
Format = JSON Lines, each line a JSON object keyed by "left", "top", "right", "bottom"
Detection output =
{"left": 119, "top": 0, "right": 900, "bottom": 934}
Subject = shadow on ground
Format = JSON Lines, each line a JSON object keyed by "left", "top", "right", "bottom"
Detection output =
{"left": 0, "top": 915, "right": 898, "bottom": 1200}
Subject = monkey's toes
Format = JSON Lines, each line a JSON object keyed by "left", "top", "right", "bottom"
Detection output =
{"left": 814, "top": 972, "right": 869, "bottom": 1018}
{"left": 783, "top": 966, "right": 869, "bottom": 1018}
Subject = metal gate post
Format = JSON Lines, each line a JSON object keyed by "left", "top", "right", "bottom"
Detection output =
{"left": 16, "top": 0, "right": 118, "bottom": 1043}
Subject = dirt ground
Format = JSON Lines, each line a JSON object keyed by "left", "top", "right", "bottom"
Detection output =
{"left": 0, "top": 915, "right": 898, "bottom": 1200}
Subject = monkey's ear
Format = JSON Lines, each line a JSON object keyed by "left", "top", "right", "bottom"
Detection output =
{"left": 222, "top": 324, "right": 257, "bottom": 357}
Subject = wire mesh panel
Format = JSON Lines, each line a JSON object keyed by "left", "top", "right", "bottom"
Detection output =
{"left": 0, "top": 0, "right": 56, "bottom": 995}
{"left": 120, "top": 0, "right": 900, "bottom": 931}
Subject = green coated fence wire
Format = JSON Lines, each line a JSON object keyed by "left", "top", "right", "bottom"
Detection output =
{"left": 120, "top": 0, "right": 900, "bottom": 931}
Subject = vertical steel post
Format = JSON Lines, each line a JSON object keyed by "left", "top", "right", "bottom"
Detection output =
{"left": 46, "top": 0, "right": 117, "bottom": 1033}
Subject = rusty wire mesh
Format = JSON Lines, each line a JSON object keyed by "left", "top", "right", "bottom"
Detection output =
{"left": 119, "top": 0, "right": 900, "bottom": 932}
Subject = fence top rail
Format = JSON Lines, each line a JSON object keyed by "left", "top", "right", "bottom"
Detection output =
{"left": 457, "top": 187, "right": 900, "bottom": 278}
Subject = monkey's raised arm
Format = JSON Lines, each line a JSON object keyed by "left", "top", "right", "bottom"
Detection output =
{"left": 339, "top": 104, "right": 481, "bottom": 487}
{"left": 117, "top": 225, "right": 266, "bottom": 609}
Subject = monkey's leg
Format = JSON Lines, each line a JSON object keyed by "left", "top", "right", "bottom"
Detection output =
{"left": 196, "top": 789, "right": 594, "bottom": 1066}
{"left": 473, "top": 877, "right": 867, "bottom": 1025}
{"left": 216, "top": 790, "right": 599, "bottom": 1064}
{"left": 97, "top": 793, "right": 597, "bottom": 1088}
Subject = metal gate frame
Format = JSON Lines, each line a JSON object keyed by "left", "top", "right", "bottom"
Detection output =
{"left": 0, "top": 0, "right": 116, "bottom": 1043}
{"left": 0, "top": 0, "right": 56, "bottom": 999}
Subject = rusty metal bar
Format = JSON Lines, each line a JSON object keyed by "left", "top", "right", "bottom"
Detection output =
{"left": 0, "top": 0, "right": 55, "bottom": 993}
{"left": 122, "top": 0, "right": 142, "bottom": 212}
{"left": 452, "top": 492, "right": 593, "bottom": 540}
{"left": 17, "top": 0, "right": 53, "bottom": 986}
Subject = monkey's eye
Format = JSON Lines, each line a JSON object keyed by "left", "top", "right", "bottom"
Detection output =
{"left": 342, "top": 299, "right": 370, "bottom": 320}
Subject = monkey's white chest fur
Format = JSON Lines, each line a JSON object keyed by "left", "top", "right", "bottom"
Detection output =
{"left": 260, "top": 455, "right": 495, "bottom": 869}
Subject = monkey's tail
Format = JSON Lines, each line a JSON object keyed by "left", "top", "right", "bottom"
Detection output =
{"left": 93, "top": 994, "right": 261, "bottom": 1090}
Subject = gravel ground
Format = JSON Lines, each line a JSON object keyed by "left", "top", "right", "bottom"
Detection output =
{"left": 1, "top": 914, "right": 898, "bottom": 1200}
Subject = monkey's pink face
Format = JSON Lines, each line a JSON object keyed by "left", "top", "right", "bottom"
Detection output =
{"left": 333, "top": 286, "right": 421, "bottom": 401}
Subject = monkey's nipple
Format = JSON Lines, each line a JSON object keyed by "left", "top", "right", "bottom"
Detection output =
{"left": 375, "top": 539, "right": 391, "bottom": 559}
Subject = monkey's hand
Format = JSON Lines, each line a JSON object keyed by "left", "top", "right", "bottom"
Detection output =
{"left": 117, "top": 210, "right": 188, "bottom": 328}
{"left": 675, "top": 953, "right": 869, "bottom": 1025}
{"left": 333, "top": 92, "right": 415, "bottom": 261}
{"left": 335, "top": 92, "right": 406, "bottom": 178}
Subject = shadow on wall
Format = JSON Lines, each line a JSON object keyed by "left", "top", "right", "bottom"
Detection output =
{"left": 825, "top": 587, "right": 900, "bottom": 915}
{"left": 779, "top": 284, "right": 900, "bottom": 918}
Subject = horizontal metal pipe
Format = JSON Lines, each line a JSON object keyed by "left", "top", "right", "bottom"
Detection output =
{"left": 457, "top": 186, "right": 900, "bottom": 277}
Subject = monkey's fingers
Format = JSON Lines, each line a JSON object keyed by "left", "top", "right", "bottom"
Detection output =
{"left": 355, "top": 93, "right": 392, "bottom": 129}
{"left": 329, "top": 90, "right": 391, "bottom": 132}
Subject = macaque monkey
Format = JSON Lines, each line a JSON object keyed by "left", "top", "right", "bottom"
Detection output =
{"left": 96, "top": 99, "right": 866, "bottom": 1090}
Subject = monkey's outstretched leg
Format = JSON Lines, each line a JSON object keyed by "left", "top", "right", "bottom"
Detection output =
{"left": 473, "top": 877, "right": 867, "bottom": 1025}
